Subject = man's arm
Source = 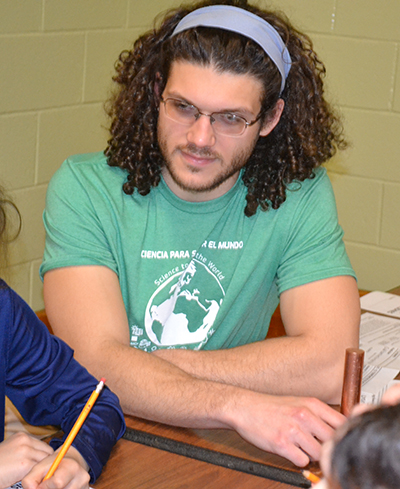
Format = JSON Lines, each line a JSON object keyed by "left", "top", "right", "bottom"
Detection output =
{"left": 43, "top": 265, "right": 346, "bottom": 467}
{"left": 154, "top": 276, "right": 360, "bottom": 404}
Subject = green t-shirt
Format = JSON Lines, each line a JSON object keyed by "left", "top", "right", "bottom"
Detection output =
{"left": 41, "top": 152, "right": 355, "bottom": 352}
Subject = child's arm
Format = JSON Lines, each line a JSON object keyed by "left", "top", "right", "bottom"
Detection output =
{"left": 4, "top": 285, "right": 125, "bottom": 483}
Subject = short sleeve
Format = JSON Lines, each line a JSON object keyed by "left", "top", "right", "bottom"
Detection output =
{"left": 276, "top": 169, "right": 356, "bottom": 294}
{"left": 40, "top": 155, "right": 119, "bottom": 278}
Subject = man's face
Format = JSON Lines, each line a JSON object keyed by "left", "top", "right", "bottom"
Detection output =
{"left": 157, "top": 61, "right": 277, "bottom": 202}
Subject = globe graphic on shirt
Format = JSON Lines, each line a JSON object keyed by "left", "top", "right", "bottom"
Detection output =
{"left": 144, "top": 260, "right": 225, "bottom": 348}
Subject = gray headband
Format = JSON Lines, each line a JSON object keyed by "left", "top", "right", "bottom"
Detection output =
{"left": 171, "top": 5, "right": 292, "bottom": 94}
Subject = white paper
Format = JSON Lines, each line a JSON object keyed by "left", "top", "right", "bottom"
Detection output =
{"left": 362, "top": 364, "right": 399, "bottom": 390}
{"left": 361, "top": 379, "right": 400, "bottom": 405}
{"left": 361, "top": 365, "right": 399, "bottom": 404}
{"left": 359, "top": 312, "right": 400, "bottom": 403}
{"left": 361, "top": 291, "right": 400, "bottom": 318}
{"left": 360, "top": 313, "right": 400, "bottom": 369}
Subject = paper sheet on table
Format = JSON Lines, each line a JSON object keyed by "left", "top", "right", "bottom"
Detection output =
{"left": 361, "top": 291, "right": 400, "bottom": 318}
{"left": 361, "top": 366, "right": 400, "bottom": 404}
{"left": 360, "top": 313, "right": 400, "bottom": 369}
{"left": 359, "top": 312, "right": 400, "bottom": 404}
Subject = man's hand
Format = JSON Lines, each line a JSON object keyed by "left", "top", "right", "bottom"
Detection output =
{"left": 0, "top": 432, "right": 53, "bottom": 488}
{"left": 225, "top": 391, "right": 346, "bottom": 467}
{"left": 21, "top": 446, "right": 90, "bottom": 489}
{"left": 44, "top": 266, "right": 350, "bottom": 467}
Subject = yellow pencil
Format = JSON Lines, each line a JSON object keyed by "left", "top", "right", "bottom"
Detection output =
{"left": 43, "top": 378, "right": 106, "bottom": 481}
{"left": 302, "top": 469, "right": 321, "bottom": 484}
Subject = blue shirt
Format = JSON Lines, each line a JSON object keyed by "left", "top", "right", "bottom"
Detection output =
{"left": 0, "top": 280, "right": 125, "bottom": 482}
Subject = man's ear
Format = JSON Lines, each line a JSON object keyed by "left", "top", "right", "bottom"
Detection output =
{"left": 259, "top": 98, "right": 285, "bottom": 137}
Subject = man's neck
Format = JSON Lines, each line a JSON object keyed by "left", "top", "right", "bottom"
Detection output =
{"left": 161, "top": 169, "right": 241, "bottom": 202}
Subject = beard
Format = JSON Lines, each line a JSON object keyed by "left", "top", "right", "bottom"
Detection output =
{"left": 158, "top": 137, "right": 258, "bottom": 196}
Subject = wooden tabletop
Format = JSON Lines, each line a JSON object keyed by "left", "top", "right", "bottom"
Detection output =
{"left": 43, "top": 287, "right": 400, "bottom": 488}
{"left": 94, "top": 415, "right": 312, "bottom": 488}
{"left": 91, "top": 300, "right": 322, "bottom": 489}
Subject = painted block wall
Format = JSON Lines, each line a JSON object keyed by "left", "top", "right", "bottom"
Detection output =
{"left": 0, "top": 0, "right": 399, "bottom": 310}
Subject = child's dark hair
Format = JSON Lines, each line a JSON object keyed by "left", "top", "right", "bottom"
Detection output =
{"left": 330, "top": 403, "right": 400, "bottom": 489}
{"left": 0, "top": 186, "right": 21, "bottom": 267}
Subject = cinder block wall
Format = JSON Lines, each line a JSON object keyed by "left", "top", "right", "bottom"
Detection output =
{"left": 1, "top": 0, "right": 399, "bottom": 310}
{"left": 269, "top": 0, "right": 400, "bottom": 293}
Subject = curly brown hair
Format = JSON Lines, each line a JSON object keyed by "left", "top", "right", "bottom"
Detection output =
{"left": 0, "top": 186, "right": 21, "bottom": 269}
{"left": 105, "top": 0, "right": 347, "bottom": 216}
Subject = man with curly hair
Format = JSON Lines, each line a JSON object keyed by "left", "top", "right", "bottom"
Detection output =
{"left": 41, "top": 0, "right": 360, "bottom": 466}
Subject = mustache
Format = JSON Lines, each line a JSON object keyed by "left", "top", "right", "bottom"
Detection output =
{"left": 178, "top": 143, "right": 220, "bottom": 159}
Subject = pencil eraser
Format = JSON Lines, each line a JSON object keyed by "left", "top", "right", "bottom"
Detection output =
{"left": 100, "top": 377, "right": 106, "bottom": 383}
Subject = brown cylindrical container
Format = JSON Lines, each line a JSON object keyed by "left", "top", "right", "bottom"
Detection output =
{"left": 340, "top": 348, "right": 365, "bottom": 417}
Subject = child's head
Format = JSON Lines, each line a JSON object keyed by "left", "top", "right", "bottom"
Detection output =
{"left": 0, "top": 185, "right": 21, "bottom": 267}
{"left": 322, "top": 402, "right": 400, "bottom": 489}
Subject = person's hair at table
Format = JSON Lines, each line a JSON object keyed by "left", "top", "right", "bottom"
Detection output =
{"left": 328, "top": 403, "right": 400, "bottom": 489}
{"left": 105, "top": 0, "right": 347, "bottom": 217}
{"left": 0, "top": 185, "right": 21, "bottom": 268}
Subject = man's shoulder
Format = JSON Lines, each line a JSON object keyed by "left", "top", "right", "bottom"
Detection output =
{"left": 287, "top": 166, "right": 327, "bottom": 191}
{"left": 284, "top": 167, "right": 330, "bottom": 202}
{"left": 51, "top": 151, "right": 126, "bottom": 189}
{"left": 62, "top": 151, "right": 110, "bottom": 173}
{"left": 257, "top": 167, "right": 332, "bottom": 222}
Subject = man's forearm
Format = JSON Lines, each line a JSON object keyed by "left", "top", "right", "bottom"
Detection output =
{"left": 76, "top": 338, "right": 346, "bottom": 467}
{"left": 43, "top": 267, "right": 350, "bottom": 466}
{"left": 82, "top": 337, "right": 234, "bottom": 428}
{"left": 153, "top": 334, "right": 346, "bottom": 403}
{"left": 153, "top": 276, "right": 361, "bottom": 404}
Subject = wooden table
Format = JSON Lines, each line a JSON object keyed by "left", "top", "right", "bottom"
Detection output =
{"left": 36, "top": 308, "right": 311, "bottom": 488}
{"left": 41, "top": 288, "right": 400, "bottom": 488}
{"left": 92, "top": 301, "right": 325, "bottom": 489}
{"left": 94, "top": 415, "right": 312, "bottom": 488}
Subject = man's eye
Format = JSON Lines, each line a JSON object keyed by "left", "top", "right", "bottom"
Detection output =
{"left": 218, "top": 113, "right": 243, "bottom": 125}
{"left": 173, "top": 101, "right": 194, "bottom": 113}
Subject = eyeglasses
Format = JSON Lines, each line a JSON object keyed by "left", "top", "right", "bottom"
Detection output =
{"left": 160, "top": 97, "right": 262, "bottom": 137}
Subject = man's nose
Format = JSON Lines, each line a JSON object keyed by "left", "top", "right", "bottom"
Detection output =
{"left": 186, "top": 114, "right": 216, "bottom": 147}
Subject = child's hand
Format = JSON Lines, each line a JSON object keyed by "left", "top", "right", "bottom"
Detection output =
{"left": 350, "top": 384, "right": 400, "bottom": 419}
{"left": 0, "top": 432, "right": 54, "bottom": 488}
{"left": 21, "top": 446, "right": 90, "bottom": 489}
{"left": 381, "top": 383, "right": 400, "bottom": 406}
